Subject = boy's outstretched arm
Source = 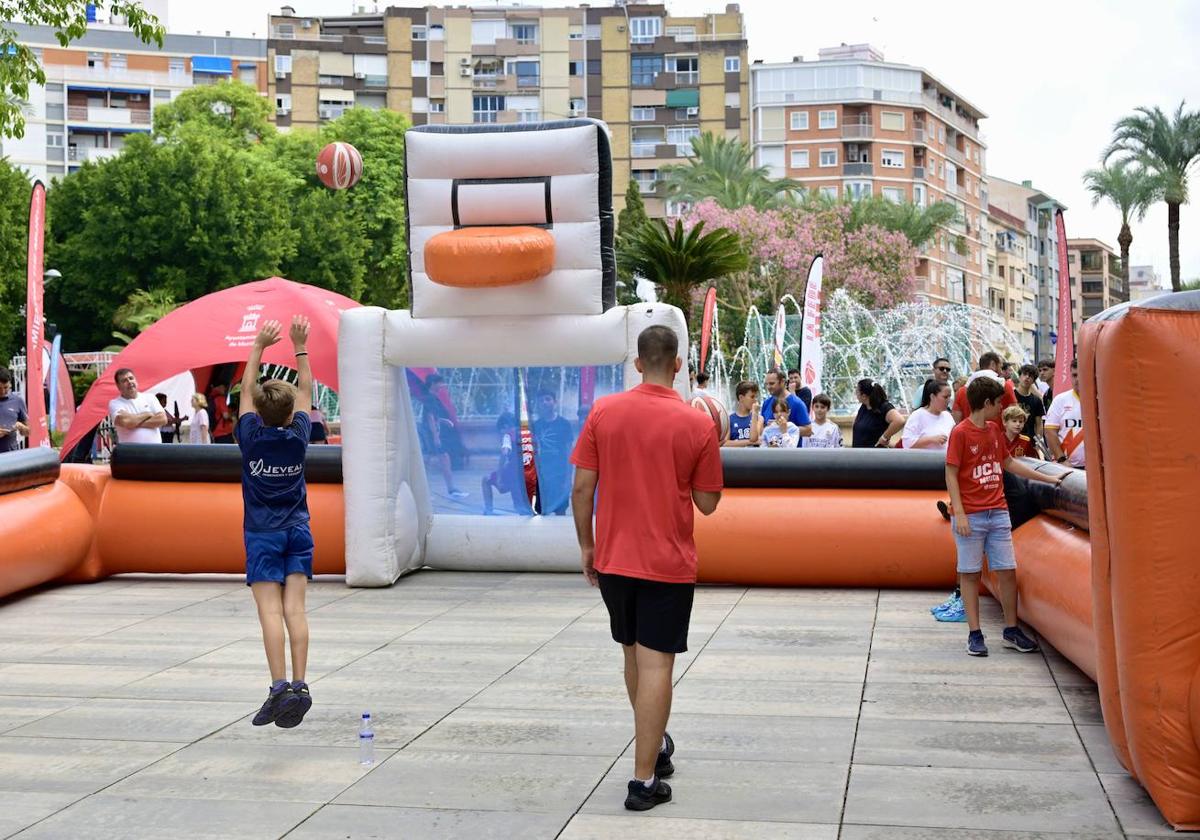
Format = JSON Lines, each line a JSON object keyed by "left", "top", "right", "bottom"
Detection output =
{"left": 290, "top": 315, "right": 312, "bottom": 415}
{"left": 1004, "top": 456, "right": 1068, "bottom": 486}
{"left": 241, "top": 320, "right": 282, "bottom": 418}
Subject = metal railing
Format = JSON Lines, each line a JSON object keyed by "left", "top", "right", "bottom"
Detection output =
{"left": 843, "top": 162, "right": 873, "bottom": 176}
{"left": 362, "top": 35, "right": 388, "bottom": 44}
{"left": 631, "top": 141, "right": 659, "bottom": 158}
{"left": 946, "top": 145, "right": 966, "bottom": 165}
{"left": 66, "top": 105, "right": 150, "bottom": 124}
{"left": 948, "top": 251, "right": 968, "bottom": 267}
{"left": 912, "top": 126, "right": 927, "bottom": 144}
{"left": 842, "top": 121, "right": 873, "bottom": 139}
{"left": 364, "top": 75, "right": 388, "bottom": 88}
{"left": 50, "top": 64, "right": 187, "bottom": 88}
{"left": 912, "top": 166, "right": 925, "bottom": 180}
{"left": 674, "top": 70, "right": 699, "bottom": 85}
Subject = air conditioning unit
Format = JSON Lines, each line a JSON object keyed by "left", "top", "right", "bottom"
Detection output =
{"left": 301, "top": 19, "right": 312, "bottom": 28}
{"left": 276, "top": 107, "right": 290, "bottom": 116}
{"left": 354, "top": 72, "right": 365, "bottom": 79}
{"left": 459, "top": 57, "right": 471, "bottom": 66}
{"left": 459, "top": 66, "right": 472, "bottom": 77}
{"left": 275, "top": 71, "right": 287, "bottom": 79}
{"left": 685, "top": 106, "right": 699, "bottom": 117}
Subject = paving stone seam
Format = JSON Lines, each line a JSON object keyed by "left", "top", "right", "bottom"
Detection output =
{"left": 836, "top": 588, "right": 881, "bottom": 837}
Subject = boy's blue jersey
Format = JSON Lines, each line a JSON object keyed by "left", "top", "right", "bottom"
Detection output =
{"left": 729, "top": 411, "right": 754, "bottom": 442}
{"left": 237, "top": 412, "right": 312, "bottom": 532}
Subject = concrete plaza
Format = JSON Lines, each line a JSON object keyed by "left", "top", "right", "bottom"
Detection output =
{"left": 0, "top": 571, "right": 1176, "bottom": 839}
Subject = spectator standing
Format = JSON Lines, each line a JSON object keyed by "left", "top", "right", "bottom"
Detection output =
{"left": 1001, "top": 405, "right": 1034, "bottom": 458}
{"left": 725, "top": 381, "right": 762, "bottom": 448}
{"left": 952, "top": 352, "right": 1017, "bottom": 423}
{"left": 418, "top": 374, "right": 468, "bottom": 500}
{"left": 761, "top": 399, "right": 800, "bottom": 448}
{"left": 308, "top": 406, "right": 328, "bottom": 444}
{"left": 532, "top": 390, "right": 575, "bottom": 515}
{"left": 760, "top": 370, "right": 812, "bottom": 440}
{"left": 902, "top": 381, "right": 955, "bottom": 450}
{"left": 0, "top": 367, "right": 30, "bottom": 453}
{"left": 913, "top": 357, "right": 953, "bottom": 409}
{"left": 211, "top": 384, "right": 236, "bottom": 444}
{"left": 802, "top": 394, "right": 842, "bottom": 448}
{"left": 188, "top": 393, "right": 210, "bottom": 444}
{"left": 570, "top": 324, "right": 722, "bottom": 812}
{"left": 787, "top": 368, "right": 814, "bottom": 411}
{"left": 1014, "top": 364, "right": 1046, "bottom": 443}
{"left": 155, "top": 392, "right": 183, "bottom": 444}
{"left": 851, "top": 379, "right": 905, "bottom": 448}
{"left": 692, "top": 372, "right": 712, "bottom": 399}
{"left": 1045, "top": 359, "right": 1086, "bottom": 469}
{"left": 108, "top": 369, "right": 168, "bottom": 445}
{"left": 1036, "top": 359, "right": 1054, "bottom": 407}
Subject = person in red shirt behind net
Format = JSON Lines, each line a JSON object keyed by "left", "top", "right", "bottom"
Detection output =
{"left": 946, "top": 376, "right": 1065, "bottom": 658}
{"left": 951, "top": 351, "right": 1017, "bottom": 424}
{"left": 570, "top": 324, "right": 724, "bottom": 813}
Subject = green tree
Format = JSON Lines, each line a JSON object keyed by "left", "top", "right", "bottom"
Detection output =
{"left": 618, "top": 219, "right": 748, "bottom": 325}
{"left": 615, "top": 179, "right": 650, "bottom": 305}
{"left": 660, "top": 133, "right": 802, "bottom": 210}
{"left": 1104, "top": 102, "right": 1200, "bottom": 292}
{"left": 152, "top": 79, "right": 274, "bottom": 144}
{"left": 1, "top": 1, "right": 164, "bottom": 138}
{"left": 103, "top": 287, "right": 178, "bottom": 350}
{"left": 1082, "top": 161, "right": 1163, "bottom": 291}
{"left": 802, "top": 192, "right": 957, "bottom": 247}
{"left": 0, "top": 157, "right": 31, "bottom": 363}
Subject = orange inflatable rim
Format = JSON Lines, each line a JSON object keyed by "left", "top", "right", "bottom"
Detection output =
{"left": 425, "top": 226, "right": 556, "bottom": 288}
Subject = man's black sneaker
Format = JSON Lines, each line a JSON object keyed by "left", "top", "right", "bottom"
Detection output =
{"left": 937, "top": 500, "right": 952, "bottom": 521}
{"left": 1002, "top": 626, "right": 1040, "bottom": 653}
{"left": 625, "top": 778, "right": 672, "bottom": 811}
{"left": 656, "top": 731, "right": 675, "bottom": 778}
{"left": 252, "top": 683, "right": 291, "bottom": 726}
{"left": 275, "top": 681, "right": 312, "bottom": 729}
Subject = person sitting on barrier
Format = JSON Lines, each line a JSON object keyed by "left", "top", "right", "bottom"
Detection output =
{"left": 108, "top": 368, "right": 169, "bottom": 446}
{"left": 0, "top": 367, "right": 30, "bottom": 454}
{"left": 902, "top": 381, "right": 955, "bottom": 450}
{"left": 570, "top": 324, "right": 723, "bottom": 813}
{"left": 237, "top": 316, "right": 315, "bottom": 730}
{"left": 787, "top": 367, "right": 814, "bottom": 411}
{"left": 946, "top": 375, "right": 1066, "bottom": 657}
{"left": 801, "top": 394, "right": 841, "bottom": 448}
{"left": 188, "top": 393, "right": 210, "bottom": 444}
{"left": 725, "top": 380, "right": 762, "bottom": 448}
{"left": 761, "top": 369, "right": 812, "bottom": 441}
{"left": 1045, "top": 359, "right": 1085, "bottom": 469}
{"left": 951, "top": 352, "right": 1017, "bottom": 424}
{"left": 761, "top": 397, "right": 801, "bottom": 448}
{"left": 851, "top": 379, "right": 905, "bottom": 448}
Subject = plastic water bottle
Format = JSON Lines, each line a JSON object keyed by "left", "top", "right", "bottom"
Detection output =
{"left": 358, "top": 713, "right": 375, "bottom": 766}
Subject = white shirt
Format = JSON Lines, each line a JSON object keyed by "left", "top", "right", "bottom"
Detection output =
{"left": 1035, "top": 379, "right": 1050, "bottom": 396}
{"left": 108, "top": 393, "right": 165, "bottom": 444}
{"left": 761, "top": 422, "right": 800, "bottom": 449}
{"left": 1045, "top": 389, "right": 1085, "bottom": 467}
{"left": 902, "top": 407, "right": 956, "bottom": 451}
{"left": 803, "top": 420, "right": 842, "bottom": 448}
{"left": 188, "top": 406, "right": 209, "bottom": 444}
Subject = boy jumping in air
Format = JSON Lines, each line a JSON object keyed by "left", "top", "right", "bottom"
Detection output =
{"left": 946, "top": 376, "right": 1065, "bottom": 657}
{"left": 240, "top": 316, "right": 315, "bottom": 728}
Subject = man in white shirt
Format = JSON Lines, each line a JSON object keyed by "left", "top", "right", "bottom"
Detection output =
{"left": 692, "top": 372, "right": 712, "bottom": 399}
{"left": 1044, "top": 359, "right": 1085, "bottom": 468}
{"left": 108, "top": 368, "right": 168, "bottom": 445}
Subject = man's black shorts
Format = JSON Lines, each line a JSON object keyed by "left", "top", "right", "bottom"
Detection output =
{"left": 597, "top": 572, "right": 695, "bottom": 654}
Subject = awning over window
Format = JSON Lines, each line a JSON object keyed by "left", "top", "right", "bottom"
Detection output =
{"left": 665, "top": 88, "right": 699, "bottom": 109}
{"left": 191, "top": 56, "right": 233, "bottom": 75}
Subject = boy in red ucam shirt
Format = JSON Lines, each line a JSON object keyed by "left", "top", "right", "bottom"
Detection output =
{"left": 570, "top": 324, "right": 723, "bottom": 812}
{"left": 946, "top": 376, "right": 1065, "bottom": 657}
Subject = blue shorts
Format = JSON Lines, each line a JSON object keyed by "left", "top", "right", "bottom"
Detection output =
{"left": 245, "top": 524, "right": 314, "bottom": 585}
{"left": 951, "top": 509, "right": 1017, "bottom": 574}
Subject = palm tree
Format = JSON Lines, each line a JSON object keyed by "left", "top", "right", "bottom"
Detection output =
{"left": 800, "top": 192, "right": 957, "bottom": 247}
{"left": 104, "top": 288, "right": 179, "bottom": 351}
{"left": 1082, "top": 161, "right": 1163, "bottom": 291}
{"left": 1104, "top": 102, "right": 1200, "bottom": 292}
{"left": 618, "top": 219, "right": 748, "bottom": 324}
{"left": 660, "top": 133, "right": 802, "bottom": 211}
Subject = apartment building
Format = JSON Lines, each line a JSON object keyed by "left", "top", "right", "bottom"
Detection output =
{"left": 749, "top": 44, "right": 989, "bottom": 307}
{"left": 1, "top": 21, "right": 267, "bottom": 182}
{"left": 1067, "top": 238, "right": 1126, "bottom": 331}
{"left": 985, "top": 203, "right": 1037, "bottom": 357}
{"left": 1128, "top": 264, "right": 1167, "bottom": 301}
{"left": 988, "top": 177, "right": 1067, "bottom": 361}
{"left": 266, "top": 2, "right": 749, "bottom": 216}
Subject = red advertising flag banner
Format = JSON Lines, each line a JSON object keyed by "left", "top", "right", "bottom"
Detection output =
{"left": 698, "top": 286, "right": 718, "bottom": 373}
{"left": 25, "top": 182, "right": 48, "bottom": 448}
{"left": 1054, "top": 210, "right": 1074, "bottom": 395}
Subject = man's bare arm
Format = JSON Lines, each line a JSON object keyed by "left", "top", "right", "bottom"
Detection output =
{"left": 692, "top": 489, "right": 721, "bottom": 515}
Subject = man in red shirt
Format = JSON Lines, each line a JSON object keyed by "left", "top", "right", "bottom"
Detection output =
{"left": 951, "top": 351, "right": 1017, "bottom": 423}
{"left": 571, "top": 324, "right": 723, "bottom": 812}
{"left": 946, "top": 376, "right": 1065, "bottom": 657}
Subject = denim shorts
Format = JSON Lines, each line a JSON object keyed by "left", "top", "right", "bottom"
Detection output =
{"left": 951, "top": 508, "right": 1017, "bottom": 574}
{"left": 245, "top": 523, "right": 314, "bottom": 585}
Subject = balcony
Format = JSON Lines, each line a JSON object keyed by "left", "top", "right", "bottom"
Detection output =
{"left": 67, "top": 146, "right": 120, "bottom": 163}
{"left": 912, "top": 166, "right": 925, "bottom": 180}
{"left": 843, "top": 162, "right": 873, "bottom": 176}
{"left": 842, "top": 120, "right": 873, "bottom": 139}
{"left": 515, "top": 75, "right": 540, "bottom": 90}
{"left": 921, "top": 90, "right": 980, "bottom": 138}
{"left": 912, "top": 125, "right": 927, "bottom": 145}
{"left": 946, "top": 145, "right": 966, "bottom": 165}
{"left": 362, "top": 35, "right": 388, "bottom": 45}
{"left": 631, "top": 141, "right": 659, "bottom": 158}
{"left": 364, "top": 75, "right": 388, "bottom": 88}
{"left": 674, "top": 70, "right": 699, "bottom": 86}
{"left": 51, "top": 64, "right": 185, "bottom": 88}
{"left": 948, "top": 251, "right": 967, "bottom": 267}
{"left": 66, "top": 105, "right": 151, "bottom": 126}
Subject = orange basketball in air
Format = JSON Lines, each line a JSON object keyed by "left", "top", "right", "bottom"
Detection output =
{"left": 316, "top": 142, "right": 363, "bottom": 190}
{"left": 691, "top": 394, "right": 730, "bottom": 444}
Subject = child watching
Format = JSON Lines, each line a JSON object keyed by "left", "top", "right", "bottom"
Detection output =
{"left": 761, "top": 399, "right": 800, "bottom": 448}
{"left": 1001, "top": 405, "right": 1035, "bottom": 459}
{"left": 238, "top": 317, "right": 315, "bottom": 728}
{"left": 946, "top": 376, "right": 1066, "bottom": 657}
{"left": 803, "top": 394, "right": 842, "bottom": 448}
{"left": 726, "top": 380, "right": 762, "bottom": 447}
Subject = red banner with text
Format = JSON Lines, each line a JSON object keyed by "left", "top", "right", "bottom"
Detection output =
{"left": 1054, "top": 210, "right": 1074, "bottom": 395}
{"left": 25, "top": 182, "right": 48, "bottom": 448}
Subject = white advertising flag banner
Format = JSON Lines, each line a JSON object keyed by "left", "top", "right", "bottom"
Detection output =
{"left": 799, "top": 255, "right": 824, "bottom": 396}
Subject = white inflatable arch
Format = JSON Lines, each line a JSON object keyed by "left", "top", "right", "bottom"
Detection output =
{"left": 338, "top": 120, "right": 688, "bottom": 586}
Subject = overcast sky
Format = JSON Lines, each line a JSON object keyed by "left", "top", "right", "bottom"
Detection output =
{"left": 171, "top": 0, "right": 1200, "bottom": 283}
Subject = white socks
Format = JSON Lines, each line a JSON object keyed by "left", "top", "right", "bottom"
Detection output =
{"left": 635, "top": 775, "right": 656, "bottom": 789}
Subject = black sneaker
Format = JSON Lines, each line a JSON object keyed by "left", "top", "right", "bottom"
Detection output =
{"left": 966, "top": 629, "right": 988, "bottom": 657}
{"left": 252, "top": 683, "right": 291, "bottom": 726}
{"left": 656, "top": 731, "right": 675, "bottom": 778}
{"left": 937, "top": 500, "right": 952, "bottom": 521}
{"left": 625, "top": 778, "right": 672, "bottom": 811}
{"left": 275, "top": 680, "right": 312, "bottom": 729}
{"left": 1002, "top": 626, "right": 1040, "bottom": 653}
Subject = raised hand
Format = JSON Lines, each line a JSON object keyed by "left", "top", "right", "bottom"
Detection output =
{"left": 255, "top": 320, "right": 283, "bottom": 348}
{"left": 290, "top": 315, "right": 311, "bottom": 349}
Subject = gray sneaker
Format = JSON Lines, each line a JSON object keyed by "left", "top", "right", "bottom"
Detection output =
{"left": 1002, "top": 626, "right": 1040, "bottom": 653}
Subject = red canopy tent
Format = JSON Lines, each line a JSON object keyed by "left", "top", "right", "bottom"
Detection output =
{"left": 61, "top": 277, "right": 361, "bottom": 458}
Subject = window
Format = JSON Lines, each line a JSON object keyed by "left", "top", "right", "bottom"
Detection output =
{"left": 587, "top": 59, "right": 600, "bottom": 74}
{"left": 508, "top": 59, "right": 540, "bottom": 87}
{"left": 239, "top": 65, "right": 256, "bottom": 85}
{"left": 473, "top": 95, "right": 504, "bottom": 123}
{"left": 411, "top": 97, "right": 429, "bottom": 113}
{"left": 845, "top": 181, "right": 871, "bottom": 199}
{"left": 631, "top": 107, "right": 655, "bottom": 121}
{"left": 819, "top": 186, "right": 838, "bottom": 199}
{"left": 86, "top": 51, "right": 103, "bottom": 68}
{"left": 631, "top": 55, "right": 663, "bottom": 86}
{"left": 913, "top": 184, "right": 926, "bottom": 207}
{"left": 759, "top": 107, "right": 785, "bottom": 142}
{"left": 819, "top": 148, "right": 837, "bottom": 167}
{"left": 569, "top": 98, "right": 585, "bottom": 117}
{"left": 725, "top": 92, "right": 740, "bottom": 108}
{"left": 724, "top": 56, "right": 740, "bottom": 73}
{"left": 508, "top": 94, "right": 539, "bottom": 122}
{"left": 667, "top": 125, "right": 700, "bottom": 154}
{"left": 569, "top": 60, "right": 585, "bottom": 76}
{"left": 880, "top": 110, "right": 905, "bottom": 131}
{"left": 569, "top": 26, "right": 584, "bottom": 40}
{"left": 46, "top": 132, "right": 63, "bottom": 147}
{"left": 666, "top": 25, "right": 696, "bottom": 41}
{"left": 509, "top": 23, "right": 538, "bottom": 45}
{"left": 471, "top": 19, "right": 506, "bottom": 45}
{"left": 411, "top": 60, "right": 429, "bottom": 77}
{"left": 633, "top": 169, "right": 658, "bottom": 193}
{"left": 758, "top": 145, "right": 785, "bottom": 176}
{"left": 110, "top": 53, "right": 127, "bottom": 70}
{"left": 667, "top": 55, "right": 698, "bottom": 85}
{"left": 818, "top": 109, "right": 837, "bottom": 129}
{"left": 429, "top": 25, "right": 444, "bottom": 40}
{"left": 412, "top": 25, "right": 427, "bottom": 40}
{"left": 790, "top": 110, "right": 808, "bottom": 131}
{"left": 882, "top": 187, "right": 905, "bottom": 203}
{"left": 790, "top": 149, "right": 809, "bottom": 168}
{"left": 274, "top": 54, "right": 291, "bottom": 75}
{"left": 629, "top": 17, "right": 662, "bottom": 44}
{"left": 429, "top": 100, "right": 445, "bottom": 113}
{"left": 938, "top": 125, "right": 945, "bottom": 143}
{"left": 881, "top": 149, "right": 904, "bottom": 168}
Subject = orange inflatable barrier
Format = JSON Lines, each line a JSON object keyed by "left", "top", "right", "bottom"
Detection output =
{"left": 425, "top": 226, "right": 556, "bottom": 287}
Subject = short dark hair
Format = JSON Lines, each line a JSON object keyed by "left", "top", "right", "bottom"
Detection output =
{"left": 1018, "top": 363, "right": 1038, "bottom": 379}
{"left": 636, "top": 325, "right": 678, "bottom": 373}
{"left": 537, "top": 389, "right": 557, "bottom": 402}
{"left": 966, "top": 376, "right": 1004, "bottom": 411}
{"left": 978, "top": 351, "right": 1002, "bottom": 370}
{"left": 0, "top": 366, "right": 11, "bottom": 385}
{"left": 1037, "top": 358, "right": 1055, "bottom": 369}
{"left": 113, "top": 367, "right": 134, "bottom": 384}
{"left": 695, "top": 372, "right": 710, "bottom": 386}
{"left": 735, "top": 380, "right": 758, "bottom": 399}
{"left": 787, "top": 368, "right": 800, "bottom": 377}
{"left": 812, "top": 393, "right": 832, "bottom": 409}
{"left": 1071, "top": 358, "right": 1078, "bottom": 370}
{"left": 933, "top": 357, "right": 950, "bottom": 368}
{"left": 765, "top": 368, "right": 784, "bottom": 384}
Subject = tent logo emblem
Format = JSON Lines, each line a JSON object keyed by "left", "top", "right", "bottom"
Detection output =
{"left": 238, "top": 306, "right": 264, "bottom": 333}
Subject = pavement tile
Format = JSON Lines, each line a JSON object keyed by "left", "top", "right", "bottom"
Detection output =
{"left": 1076, "top": 724, "right": 1127, "bottom": 774}
{"left": 0, "top": 791, "right": 86, "bottom": 838}
{"left": 0, "top": 695, "right": 79, "bottom": 734}
{"left": 628, "top": 713, "right": 857, "bottom": 765}
{"left": 671, "top": 677, "right": 864, "bottom": 718}
{"left": 0, "top": 736, "right": 183, "bottom": 795}
{"left": 1098, "top": 773, "right": 1178, "bottom": 836}
{"left": 852, "top": 718, "right": 1091, "bottom": 771}
{"left": 867, "top": 650, "right": 1056, "bottom": 686}
{"left": 407, "top": 706, "right": 632, "bottom": 756}
{"left": 208, "top": 703, "right": 444, "bottom": 749}
{"left": 6, "top": 697, "right": 249, "bottom": 743}
{"left": 287, "top": 804, "right": 565, "bottom": 839}
{"left": 860, "top": 682, "right": 1072, "bottom": 724}
{"left": 0, "top": 662, "right": 163, "bottom": 698}
{"left": 840, "top": 827, "right": 1121, "bottom": 839}
{"left": 560, "top": 814, "right": 838, "bottom": 839}
{"left": 685, "top": 649, "right": 868, "bottom": 683}
{"left": 1060, "top": 685, "right": 1105, "bottom": 725}
{"left": 464, "top": 673, "right": 631, "bottom": 711}
{"left": 704, "top": 623, "right": 873, "bottom": 653}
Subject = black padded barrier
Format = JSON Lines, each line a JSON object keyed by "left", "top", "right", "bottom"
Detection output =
{"left": 0, "top": 448, "right": 61, "bottom": 496}
{"left": 719, "top": 447, "right": 948, "bottom": 490}
{"left": 110, "top": 444, "right": 343, "bottom": 484}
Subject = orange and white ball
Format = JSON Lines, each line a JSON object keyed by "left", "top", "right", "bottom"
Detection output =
{"left": 316, "top": 142, "right": 363, "bottom": 190}
{"left": 690, "top": 394, "right": 730, "bottom": 444}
